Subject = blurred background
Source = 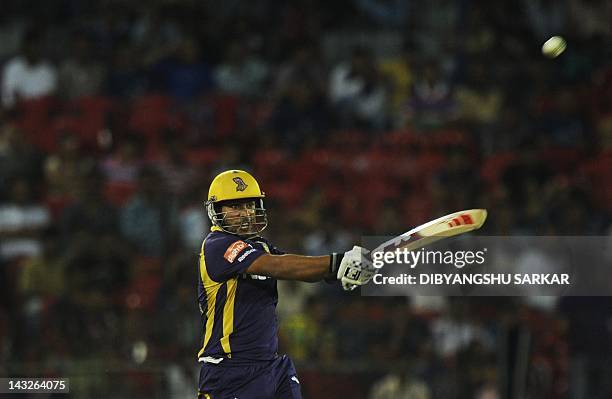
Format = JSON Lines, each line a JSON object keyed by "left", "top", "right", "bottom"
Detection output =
{"left": 0, "top": 0, "right": 611, "bottom": 398}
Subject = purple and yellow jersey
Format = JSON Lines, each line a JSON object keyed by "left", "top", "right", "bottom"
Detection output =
{"left": 197, "top": 226, "right": 283, "bottom": 362}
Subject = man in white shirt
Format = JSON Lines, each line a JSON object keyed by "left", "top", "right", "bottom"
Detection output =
{"left": 0, "top": 178, "right": 50, "bottom": 261}
{"left": 328, "top": 46, "right": 387, "bottom": 129}
{"left": 1, "top": 29, "right": 57, "bottom": 108}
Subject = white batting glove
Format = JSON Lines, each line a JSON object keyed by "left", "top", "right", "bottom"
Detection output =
{"left": 336, "top": 246, "right": 376, "bottom": 291}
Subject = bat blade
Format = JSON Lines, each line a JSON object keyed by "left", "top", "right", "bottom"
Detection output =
{"left": 372, "top": 209, "right": 488, "bottom": 255}
{"left": 344, "top": 209, "right": 487, "bottom": 290}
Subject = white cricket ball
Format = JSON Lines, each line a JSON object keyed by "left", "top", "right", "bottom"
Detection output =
{"left": 542, "top": 36, "right": 567, "bottom": 58}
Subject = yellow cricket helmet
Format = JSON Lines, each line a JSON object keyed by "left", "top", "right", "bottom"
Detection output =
{"left": 207, "top": 170, "right": 265, "bottom": 203}
{"left": 205, "top": 170, "right": 267, "bottom": 236}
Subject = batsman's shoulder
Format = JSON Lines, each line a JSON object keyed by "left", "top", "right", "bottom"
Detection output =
{"left": 249, "top": 236, "right": 284, "bottom": 255}
{"left": 203, "top": 231, "right": 244, "bottom": 255}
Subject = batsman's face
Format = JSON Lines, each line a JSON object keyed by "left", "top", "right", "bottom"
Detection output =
{"left": 221, "top": 200, "right": 258, "bottom": 235}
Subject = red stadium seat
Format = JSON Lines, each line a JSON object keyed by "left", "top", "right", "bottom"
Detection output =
{"left": 301, "top": 370, "right": 371, "bottom": 398}
{"left": 264, "top": 181, "right": 306, "bottom": 208}
{"left": 128, "top": 94, "right": 176, "bottom": 138}
{"left": 357, "top": 149, "right": 390, "bottom": 177}
{"left": 184, "top": 148, "right": 219, "bottom": 167}
{"left": 301, "top": 148, "right": 333, "bottom": 168}
{"left": 123, "top": 257, "right": 162, "bottom": 312}
{"left": 67, "top": 96, "right": 115, "bottom": 148}
{"left": 15, "top": 96, "right": 60, "bottom": 152}
{"left": 580, "top": 156, "right": 612, "bottom": 211}
{"left": 288, "top": 161, "right": 318, "bottom": 188}
{"left": 418, "top": 151, "right": 446, "bottom": 176}
{"left": 402, "top": 194, "right": 433, "bottom": 227}
{"left": 213, "top": 94, "right": 240, "bottom": 137}
{"left": 253, "top": 148, "right": 291, "bottom": 180}
{"left": 125, "top": 275, "right": 162, "bottom": 312}
{"left": 481, "top": 152, "right": 518, "bottom": 185}
{"left": 103, "top": 181, "right": 138, "bottom": 206}
{"left": 253, "top": 148, "right": 289, "bottom": 167}
{"left": 383, "top": 129, "right": 419, "bottom": 147}
{"left": 418, "top": 129, "right": 473, "bottom": 152}
{"left": 44, "top": 194, "right": 73, "bottom": 220}
{"left": 16, "top": 96, "right": 58, "bottom": 123}
{"left": 541, "top": 147, "right": 584, "bottom": 173}
{"left": 246, "top": 100, "right": 274, "bottom": 130}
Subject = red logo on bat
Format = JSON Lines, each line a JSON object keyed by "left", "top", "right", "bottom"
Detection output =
{"left": 447, "top": 214, "right": 474, "bottom": 227}
{"left": 224, "top": 240, "right": 249, "bottom": 262}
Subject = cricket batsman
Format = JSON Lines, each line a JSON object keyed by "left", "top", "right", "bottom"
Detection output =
{"left": 197, "top": 170, "right": 375, "bottom": 398}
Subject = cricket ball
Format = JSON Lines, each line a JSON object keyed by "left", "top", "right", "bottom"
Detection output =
{"left": 542, "top": 36, "right": 566, "bottom": 58}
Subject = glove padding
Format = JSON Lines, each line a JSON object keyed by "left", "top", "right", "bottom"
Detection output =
{"left": 337, "top": 246, "right": 376, "bottom": 291}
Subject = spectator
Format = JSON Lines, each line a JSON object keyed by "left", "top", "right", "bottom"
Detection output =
{"left": 368, "top": 360, "right": 431, "bottom": 399}
{"left": 536, "top": 87, "right": 590, "bottom": 148}
{"left": 0, "top": 177, "right": 50, "bottom": 261}
{"left": 131, "top": 5, "right": 184, "bottom": 52}
{"left": 431, "top": 301, "right": 494, "bottom": 359}
{"left": 1, "top": 29, "right": 57, "bottom": 108}
{"left": 57, "top": 35, "right": 106, "bottom": 100}
{"left": 378, "top": 40, "right": 415, "bottom": 128}
{"left": 271, "top": 77, "right": 331, "bottom": 148}
{"left": 150, "top": 37, "right": 214, "bottom": 102}
{"left": 100, "top": 135, "right": 144, "bottom": 184}
{"left": 461, "top": 7, "right": 497, "bottom": 57}
{"left": 272, "top": 45, "right": 331, "bottom": 144}
{"left": 455, "top": 60, "right": 503, "bottom": 127}
{"left": 154, "top": 132, "right": 198, "bottom": 197}
{"left": 558, "top": 296, "right": 612, "bottom": 399}
{"left": 214, "top": 41, "right": 269, "bottom": 97}
{"left": 279, "top": 296, "right": 329, "bottom": 362}
{"left": 523, "top": 0, "right": 568, "bottom": 41}
{"left": 59, "top": 167, "right": 118, "bottom": 238}
{"left": 44, "top": 133, "right": 90, "bottom": 198}
{"left": 568, "top": 0, "right": 612, "bottom": 39}
{"left": 502, "top": 139, "right": 553, "bottom": 224}
{"left": 276, "top": 280, "right": 319, "bottom": 321}
{"left": 60, "top": 233, "right": 131, "bottom": 355}
{"left": 329, "top": 46, "right": 388, "bottom": 130}
{"left": 432, "top": 147, "right": 481, "bottom": 211}
{"left": 274, "top": 44, "right": 327, "bottom": 100}
{"left": 354, "top": 0, "right": 411, "bottom": 28}
{"left": 406, "top": 60, "right": 455, "bottom": 128}
{"left": 18, "top": 226, "right": 66, "bottom": 299}
{"left": 176, "top": 186, "right": 209, "bottom": 252}
{"left": 120, "top": 166, "right": 178, "bottom": 258}
{"left": 106, "top": 42, "right": 147, "bottom": 98}
{"left": 0, "top": 122, "right": 43, "bottom": 195}
{"left": 411, "top": 0, "right": 460, "bottom": 56}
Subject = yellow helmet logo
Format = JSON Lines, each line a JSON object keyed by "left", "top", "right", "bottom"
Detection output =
{"left": 232, "top": 177, "right": 248, "bottom": 192}
{"left": 207, "top": 170, "right": 265, "bottom": 203}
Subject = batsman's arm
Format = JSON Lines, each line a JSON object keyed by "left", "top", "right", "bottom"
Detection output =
{"left": 247, "top": 254, "right": 339, "bottom": 283}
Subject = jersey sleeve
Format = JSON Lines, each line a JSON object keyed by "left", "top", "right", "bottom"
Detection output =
{"left": 203, "top": 234, "right": 267, "bottom": 282}
{"left": 251, "top": 237, "right": 285, "bottom": 255}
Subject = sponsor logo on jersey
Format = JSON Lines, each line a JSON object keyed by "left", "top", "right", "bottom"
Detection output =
{"left": 233, "top": 177, "right": 248, "bottom": 192}
{"left": 224, "top": 240, "right": 249, "bottom": 262}
{"left": 237, "top": 248, "right": 257, "bottom": 262}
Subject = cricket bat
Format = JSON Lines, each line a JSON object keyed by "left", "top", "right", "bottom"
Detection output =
{"left": 371, "top": 209, "right": 488, "bottom": 256}
{"left": 345, "top": 209, "right": 488, "bottom": 290}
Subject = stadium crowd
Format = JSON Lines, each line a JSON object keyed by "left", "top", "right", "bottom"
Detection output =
{"left": 0, "top": 0, "right": 610, "bottom": 398}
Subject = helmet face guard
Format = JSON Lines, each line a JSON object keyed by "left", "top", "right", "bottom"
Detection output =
{"left": 206, "top": 198, "right": 268, "bottom": 237}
